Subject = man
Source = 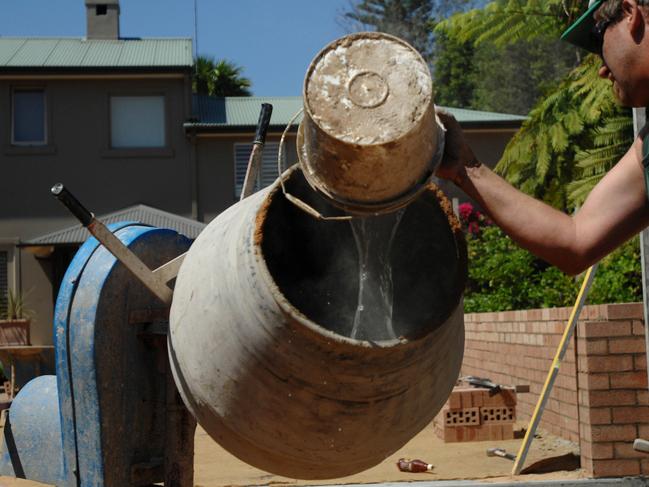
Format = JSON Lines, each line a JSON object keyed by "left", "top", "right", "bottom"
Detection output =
{"left": 437, "top": 0, "right": 649, "bottom": 275}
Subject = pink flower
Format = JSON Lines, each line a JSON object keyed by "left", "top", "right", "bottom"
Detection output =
{"left": 458, "top": 202, "right": 473, "bottom": 221}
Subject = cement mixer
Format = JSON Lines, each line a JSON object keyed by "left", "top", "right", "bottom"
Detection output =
{"left": 173, "top": 31, "right": 465, "bottom": 479}
{"left": 0, "top": 32, "right": 466, "bottom": 485}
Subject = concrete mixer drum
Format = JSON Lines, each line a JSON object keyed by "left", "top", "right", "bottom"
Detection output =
{"left": 168, "top": 167, "right": 467, "bottom": 479}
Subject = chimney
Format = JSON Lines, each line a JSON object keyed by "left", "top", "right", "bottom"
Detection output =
{"left": 85, "top": 0, "right": 120, "bottom": 40}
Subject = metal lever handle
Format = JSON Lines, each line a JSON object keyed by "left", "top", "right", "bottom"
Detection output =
{"left": 240, "top": 103, "right": 274, "bottom": 201}
{"left": 51, "top": 183, "right": 94, "bottom": 226}
{"left": 254, "top": 103, "right": 273, "bottom": 145}
{"left": 50, "top": 183, "right": 173, "bottom": 305}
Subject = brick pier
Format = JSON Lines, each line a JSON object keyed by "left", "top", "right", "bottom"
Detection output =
{"left": 463, "top": 303, "right": 649, "bottom": 477}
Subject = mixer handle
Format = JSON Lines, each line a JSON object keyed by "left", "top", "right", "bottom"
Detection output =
{"left": 51, "top": 183, "right": 94, "bottom": 226}
{"left": 254, "top": 103, "right": 273, "bottom": 145}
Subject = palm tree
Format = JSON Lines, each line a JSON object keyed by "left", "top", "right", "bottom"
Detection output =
{"left": 437, "top": 0, "right": 633, "bottom": 210}
{"left": 192, "top": 56, "right": 252, "bottom": 96}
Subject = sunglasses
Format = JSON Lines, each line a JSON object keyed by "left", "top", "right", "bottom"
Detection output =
{"left": 591, "top": 18, "right": 613, "bottom": 56}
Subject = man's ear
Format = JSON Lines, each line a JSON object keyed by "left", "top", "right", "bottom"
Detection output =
{"left": 622, "top": 0, "right": 645, "bottom": 43}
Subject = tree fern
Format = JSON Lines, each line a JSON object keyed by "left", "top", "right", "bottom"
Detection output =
{"left": 568, "top": 114, "right": 633, "bottom": 204}
{"left": 495, "top": 55, "right": 632, "bottom": 208}
{"left": 437, "top": 0, "right": 582, "bottom": 47}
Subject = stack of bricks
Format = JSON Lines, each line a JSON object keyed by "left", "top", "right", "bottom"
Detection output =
{"left": 576, "top": 303, "right": 649, "bottom": 477}
{"left": 434, "top": 385, "right": 517, "bottom": 442}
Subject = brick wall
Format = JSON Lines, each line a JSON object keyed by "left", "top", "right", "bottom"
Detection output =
{"left": 463, "top": 302, "right": 649, "bottom": 477}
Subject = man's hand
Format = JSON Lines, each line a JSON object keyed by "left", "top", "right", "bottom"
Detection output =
{"left": 435, "top": 111, "right": 480, "bottom": 186}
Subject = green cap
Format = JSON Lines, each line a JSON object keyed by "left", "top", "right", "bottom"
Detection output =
{"left": 561, "top": 0, "right": 606, "bottom": 52}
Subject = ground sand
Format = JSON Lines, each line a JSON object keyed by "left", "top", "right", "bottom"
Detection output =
{"left": 0, "top": 421, "right": 583, "bottom": 486}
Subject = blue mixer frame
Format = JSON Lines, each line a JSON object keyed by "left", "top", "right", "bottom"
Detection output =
{"left": 0, "top": 222, "right": 195, "bottom": 486}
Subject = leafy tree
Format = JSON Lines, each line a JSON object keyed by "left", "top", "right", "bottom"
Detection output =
{"left": 458, "top": 207, "right": 578, "bottom": 312}
{"left": 496, "top": 55, "right": 632, "bottom": 208}
{"left": 589, "top": 237, "right": 643, "bottom": 304}
{"left": 458, "top": 203, "right": 641, "bottom": 312}
{"left": 437, "top": 0, "right": 633, "bottom": 209}
{"left": 433, "top": 32, "right": 476, "bottom": 108}
{"left": 439, "top": 0, "right": 584, "bottom": 47}
{"left": 340, "top": 0, "right": 486, "bottom": 62}
{"left": 192, "top": 56, "right": 252, "bottom": 97}
{"left": 470, "top": 38, "right": 575, "bottom": 115}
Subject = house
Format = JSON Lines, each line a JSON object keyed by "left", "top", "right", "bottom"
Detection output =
{"left": 185, "top": 96, "right": 526, "bottom": 222}
{"left": 0, "top": 0, "right": 525, "bottom": 353}
{"left": 0, "top": 0, "right": 195, "bottom": 347}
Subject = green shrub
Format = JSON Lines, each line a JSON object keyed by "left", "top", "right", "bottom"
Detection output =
{"left": 588, "top": 237, "right": 642, "bottom": 305}
{"left": 458, "top": 203, "right": 642, "bottom": 312}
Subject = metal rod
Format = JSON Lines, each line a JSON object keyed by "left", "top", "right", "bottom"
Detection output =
{"left": 633, "top": 107, "right": 649, "bottom": 409}
{"left": 240, "top": 103, "right": 273, "bottom": 201}
{"left": 152, "top": 253, "right": 186, "bottom": 283}
{"left": 511, "top": 264, "right": 598, "bottom": 475}
{"left": 51, "top": 184, "right": 173, "bottom": 305}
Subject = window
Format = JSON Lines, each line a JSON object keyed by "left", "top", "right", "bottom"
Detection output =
{"left": 110, "top": 96, "right": 165, "bottom": 148}
{"left": 12, "top": 89, "right": 46, "bottom": 145}
{"left": 96, "top": 4, "right": 107, "bottom": 15}
{"left": 234, "top": 142, "right": 284, "bottom": 198}
{"left": 0, "top": 251, "right": 7, "bottom": 318}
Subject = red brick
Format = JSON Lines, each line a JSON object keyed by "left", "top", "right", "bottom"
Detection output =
{"left": 591, "top": 424, "right": 637, "bottom": 442}
{"left": 476, "top": 424, "right": 490, "bottom": 441}
{"left": 579, "top": 320, "right": 631, "bottom": 338}
{"left": 606, "top": 303, "right": 644, "bottom": 320}
{"left": 638, "top": 424, "right": 649, "bottom": 438}
{"left": 635, "top": 354, "right": 647, "bottom": 371}
{"left": 488, "top": 424, "right": 503, "bottom": 441}
{"left": 455, "top": 425, "right": 471, "bottom": 442}
{"left": 609, "top": 337, "right": 647, "bottom": 354}
{"left": 579, "top": 355, "right": 633, "bottom": 373}
{"left": 614, "top": 441, "right": 649, "bottom": 459}
{"left": 501, "top": 422, "right": 514, "bottom": 439}
{"left": 483, "top": 388, "right": 517, "bottom": 407}
{"left": 439, "top": 426, "right": 457, "bottom": 442}
{"left": 581, "top": 407, "right": 611, "bottom": 425}
{"left": 637, "top": 390, "right": 649, "bottom": 406}
{"left": 563, "top": 416, "right": 579, "bottom": 434}
{"left": 444, "top": 407, "right": 480, "bottom": 426}
{"left": 578, "top": 372, "right": 610, "bottom": 390}
{"left": 612, "top": 406, "right": 649, "bottom": 424}
{"left": 642, "top": 458, "right": 649, "bottom": 475}
{"left": 584, "top": 304, "right": 608, "bottom": 320}
{"left": 577, "top": 338, "right": 608, "bottom": 355}
{"left": 456, "top": 389, "right": 473, "bottom": 408}
{"left": 610, "top": 371, "right": 648, "bottom": 389}
{"left": 584, "top": 390, "right": 636, "bottom": 407}
{"left": 591, "top": 459, "right": 640, "bottom": 477}
{"left": 580, "top": 440, "right": 614, "bottom": 459}
{"left": 471, "top": 389, "right": 487, "bottom": 407}
{"left": 633, "top": 320, "right": 645, "bottom": 336}
{"left": 448, "top": 391, "right": 461, "bottom": 409}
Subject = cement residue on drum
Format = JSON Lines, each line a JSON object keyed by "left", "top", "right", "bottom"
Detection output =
{"left": 305, "top": 36, "right": 432, "bottom": 145}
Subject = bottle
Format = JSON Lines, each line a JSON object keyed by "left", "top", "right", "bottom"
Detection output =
{"left": 397, "top": 458, "right": 434, "bottom": 473}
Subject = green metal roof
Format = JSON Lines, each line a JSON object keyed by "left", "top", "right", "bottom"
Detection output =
{"left": 186, "top": 95, "right": 526, "bottom": 131}
{"left": 0, "top": 38, "right": 193, "bottom": 69}
{"left": 189, "top": 96, "right": 304, "bottom": 128}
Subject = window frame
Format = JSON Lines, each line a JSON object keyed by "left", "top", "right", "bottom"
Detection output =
{"left": 0, "top": 242, "right": 19, "bottom": 319}
{"left": 11, "top": 87, "right": 48, "bottom": 147}
{"left": 104, "top": 92, "right": 173, "bottom": 158}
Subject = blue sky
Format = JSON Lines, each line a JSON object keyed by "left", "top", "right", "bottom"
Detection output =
{"left": 0, "top": 0, "right": 353, "bottom": 96}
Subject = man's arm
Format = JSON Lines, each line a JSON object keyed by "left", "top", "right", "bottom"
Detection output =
{"left": 437, "top": 113, "right": 649, "bottom": 275}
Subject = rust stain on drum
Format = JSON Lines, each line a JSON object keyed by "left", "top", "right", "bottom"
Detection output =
{"left": 427, "top": 182, "right": 462, "bottom": 234}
